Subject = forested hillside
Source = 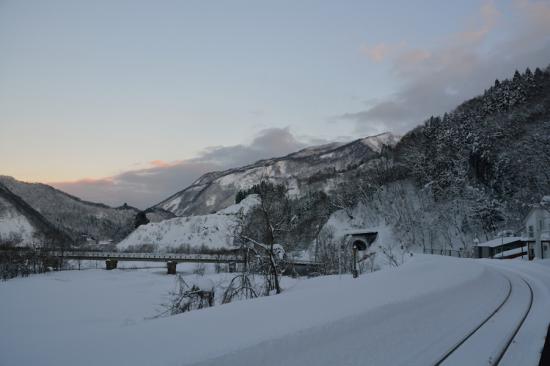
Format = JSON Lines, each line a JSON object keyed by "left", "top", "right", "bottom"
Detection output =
{"left": 0, "top": 176, "right": 139, "bottom": 245}
{"left": 325, "top": 66, "right": 550, "bottom": 254}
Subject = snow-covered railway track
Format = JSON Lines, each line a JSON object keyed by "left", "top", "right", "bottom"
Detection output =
{"left": 434, "top": 273, "right": 534, "bottom": 366}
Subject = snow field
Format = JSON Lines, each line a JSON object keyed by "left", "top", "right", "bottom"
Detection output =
{"left": 0, "top": 256, "right": 548, "bottom": 366}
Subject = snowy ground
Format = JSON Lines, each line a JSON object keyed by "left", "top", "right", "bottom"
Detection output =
{"left": 1, "top": 256, "right": 548, "bottom": 366}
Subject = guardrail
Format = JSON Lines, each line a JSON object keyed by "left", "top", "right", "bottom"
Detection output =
{"left": 423, "top": 248, "right": 465, "bottom": 257}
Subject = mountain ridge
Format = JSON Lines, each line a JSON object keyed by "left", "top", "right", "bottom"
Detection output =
{"left": 153, "top": 132, "right": 400, "bottom": 216}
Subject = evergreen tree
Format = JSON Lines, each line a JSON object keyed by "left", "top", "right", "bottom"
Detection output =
{"left": 134, "top": 211, "right": 150, "bottom": 229}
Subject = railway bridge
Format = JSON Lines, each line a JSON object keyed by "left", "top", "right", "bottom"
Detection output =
{"left": 47, "top": 250, "right": 323, "bottom": 274}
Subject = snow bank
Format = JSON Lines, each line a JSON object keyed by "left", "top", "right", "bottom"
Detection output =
{"left": 117, "top": 195, "right": 259, "bottom": 251}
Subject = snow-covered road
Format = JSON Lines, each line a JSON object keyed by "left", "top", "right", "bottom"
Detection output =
{"left": 0, "top": 256, "right": 548, "bottom": 366}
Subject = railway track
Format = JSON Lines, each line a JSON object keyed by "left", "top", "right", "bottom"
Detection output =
{"left": 433, "top": 272, "right": 534, "bottom": 366}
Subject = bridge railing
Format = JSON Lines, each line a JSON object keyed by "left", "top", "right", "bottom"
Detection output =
{"left": 45, "top": 250, "right": 322, "bottom": 266}
{"left": 48, "top": 251, "right": 243, "bottom": 260}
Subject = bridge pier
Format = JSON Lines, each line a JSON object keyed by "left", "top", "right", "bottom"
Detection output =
{"left": 167, "top": 261, "right": 177, "bottom": 275}
{"left": 105, "top": 259, "right": 118, "bottom": 270}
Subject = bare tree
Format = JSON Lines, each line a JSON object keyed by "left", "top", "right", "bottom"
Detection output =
{"left": 156, "top": 275, "right": 214, "bottom": 317}
{"left": 236, "top": 180, "right": 294, "bottom": 294}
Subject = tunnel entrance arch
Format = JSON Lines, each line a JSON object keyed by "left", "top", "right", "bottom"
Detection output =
{"left": 343, "top": 230, "right": 378, "bottom": 278}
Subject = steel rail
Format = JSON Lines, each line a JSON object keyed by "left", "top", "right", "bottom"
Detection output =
{"left": 433, "top": 274, "right": 534, "bottom": 366}
{"left": 433, "top": 274, "right": 512, "bottom": 365}
{"left": 492, "top": 277, "right": 534, "bottom": 365}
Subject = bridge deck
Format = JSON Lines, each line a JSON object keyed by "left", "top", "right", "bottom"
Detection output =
{"left": 48, "top": 251, "right": 321, "bottom": 267}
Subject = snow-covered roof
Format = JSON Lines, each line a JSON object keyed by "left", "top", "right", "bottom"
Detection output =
{"left": 475, "top": 236, "right": 524, "bottom": 248}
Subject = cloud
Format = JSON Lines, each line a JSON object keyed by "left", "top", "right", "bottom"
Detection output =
{"left": 51, "top": 128, "right": 311, "bottom": 209}
{"left": 360, "top": 42, "right": 405, "bottom": 63}
{"left": 343, "top": 0, "right": 550, "bottom": 136}
{"left": 148, "top": 160, "right": 182, "bottom": 168}
{"left": 199, "top": 127, "right": 307, "bottom": 168}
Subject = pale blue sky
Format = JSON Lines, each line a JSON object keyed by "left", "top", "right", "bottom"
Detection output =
{"left": 1, "top": 0, "right": 549, "bottom": 207}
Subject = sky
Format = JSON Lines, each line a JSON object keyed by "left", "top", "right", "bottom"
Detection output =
{"left": 1, "top": 0, "right": 549, "bottom": 208}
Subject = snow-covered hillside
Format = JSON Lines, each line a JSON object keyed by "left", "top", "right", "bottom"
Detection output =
{"left": 0, "top": 183, "right": 69, "bottom": 245}
{"left": 118, "top": 195, "right": 259, "bottom": 251}
{"left": 0, "top": 196, "right": 35, "bottom": 245}
{"left": 154, "top": 132, "right": 400, "bottom": 216}
{"left": 359, "top": 132, "right": 401, "bottom": 153}
{"left": 0, "top": 176, "right": 139, "bottom": 243}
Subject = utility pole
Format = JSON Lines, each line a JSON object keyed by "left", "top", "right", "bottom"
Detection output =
{"left": 338, "top": 242, "right": 342, "bottom": 277}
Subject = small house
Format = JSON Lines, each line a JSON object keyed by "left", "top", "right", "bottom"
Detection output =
{"left": 474, "top": 235, "right": 527, "bottom": 259}
{"left": 475, "top": 196, "right": 550, "bottom": 260}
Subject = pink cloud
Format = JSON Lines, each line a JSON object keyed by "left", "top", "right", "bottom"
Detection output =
{"left": 361, "top": 42, "right": 405, "bottom": 63}
{"left": 148, "top": 160, "right": 183, "bottom": 168}
{"left": 363, "top": 1, "right": 500, "bottom": 73}
{"left": 514, "top": 0, "right": 550, "bottom": 26}
{"left": 53, "top": 177, "right": 115, "bottom": 187}
{"left": 454, "top": 1, "right": 500, "bottom": 45}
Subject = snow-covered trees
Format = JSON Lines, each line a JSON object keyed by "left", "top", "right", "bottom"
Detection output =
{"left": 0, "top": 245, "right": 57, "bottom": 280}
{"left": 393, "top": 66, "right": 550, "bottom": 237}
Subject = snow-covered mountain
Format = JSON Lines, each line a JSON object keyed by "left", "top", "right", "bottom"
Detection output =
{"left": 154, "top": 132, "right": 400, "bottom": 216}
{"left": 0, "top": 176, "right": 140, "bottom": 245}
{"left": 118, "top": 195, "right": 259, "bottom": 252}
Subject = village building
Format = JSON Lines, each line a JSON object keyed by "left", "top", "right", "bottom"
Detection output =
{"left": 475, "top": 196, "right": 550, "bottom": 260}
{"left": 523, "top": 198, "right": 550, "bottom": 260}
{"left": 474, "top": 235, "right": 528, "bottom": 259}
